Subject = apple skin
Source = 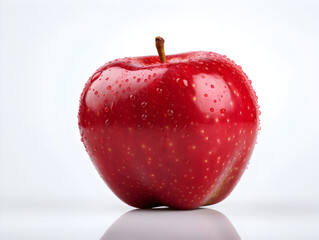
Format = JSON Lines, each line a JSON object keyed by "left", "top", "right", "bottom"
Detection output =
{"left": 78, "top": 51, "right": 259, "bottom": 209}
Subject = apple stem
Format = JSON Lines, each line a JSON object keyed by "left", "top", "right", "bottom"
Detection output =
{"left": 155, "top": 36, "right": 166, "bottom": 63}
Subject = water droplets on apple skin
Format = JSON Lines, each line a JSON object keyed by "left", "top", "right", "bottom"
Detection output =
{"left": 242, "top": 76, "right": 260, "bottom": 132}
{"left": 220, "top": 109, "right": 226, "bottom": 114}
{"left": 130, "top": 94, "right": 136, "bottom": 101}
{"left": 176, "top": 78, "right": 188, "bottom": 89}
{"left": 156, "top": 88, "right": 163, "bottom": 94}
{"left": 141, "top": 114, "right": 148, "bottom": 120}
{"left": 167, "top": 109, "right": 174, "bottom": 116}
{"left": 141, "top": 102, "right": 148, "bottom": 108}
{"left": 91, "top": 71, "right": 102, "bottom": 82}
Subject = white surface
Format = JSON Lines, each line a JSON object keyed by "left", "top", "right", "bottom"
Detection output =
{"left": 1, "top": 0, "right": 319, "bottom": 239}
{"left": 1, "top": 203, "right": 318, "bottom": 239}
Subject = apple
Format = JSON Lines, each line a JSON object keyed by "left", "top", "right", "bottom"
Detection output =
{"left": 101, "top": 208, "right": 240, "bottom": 239}
{"left": 78, "top": 37, "right": 260, "bottom": 209}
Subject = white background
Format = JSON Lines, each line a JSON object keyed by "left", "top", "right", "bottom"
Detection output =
{"left": 1, "top": 0, "right": 319, "bottom": 239}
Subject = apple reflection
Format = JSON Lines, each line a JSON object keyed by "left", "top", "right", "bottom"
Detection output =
{"left": 101, "top": 208, "right": 240, "bottom": 240}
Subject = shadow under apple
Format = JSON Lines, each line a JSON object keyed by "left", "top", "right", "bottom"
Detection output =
{"left": 101, "top": 208, "right": 240, "bottom": 240}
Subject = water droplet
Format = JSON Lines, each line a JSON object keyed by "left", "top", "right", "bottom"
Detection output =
{"left": 167, "top": 109, "right": 174, "bottom": 116}
{"left": 141, "top": 114, "right": 148, "bottom": 120}
{"left": 220, "top": 109, "right": 226, "bottom": 114}
{"left": 210, "top": 108, "right": 214, "bottom": 112}
{"left": 141, "top": 102, "right": 148, "bottom": 108}
{"left": 130, "top": 94, "right": 135, "bottom": 101}
{"left": 107, "top": 86, "right": 111, "bottom": 90}
{"left": 137, "top": 124, "right": 142, "bottom": 129}
{"left": 105, "top": 119, "right": 110, "bottom": 126}
{"left": 210, "top": 84, "right": 214, "bottom": 88}
{"left": 91, "top": 71, "right": 102, "bottom": 82}
{"left": 176, "top": 78, "right": 188, "bottom": 89}
{"left": 104, "top": 107, "right": 110, "bottom": 113}
{"left": 94, "top": 91, "right": 98, "bottom": 95}
{"left": 156, "top": 88, "right": 163, "bottom": 94}
{"left": 90, "top": 128, "right": 95, "bottom": 133}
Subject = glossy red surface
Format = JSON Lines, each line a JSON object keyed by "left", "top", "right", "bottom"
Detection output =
{"left": 78, "top": 51, "right": 259, "bottom": 209}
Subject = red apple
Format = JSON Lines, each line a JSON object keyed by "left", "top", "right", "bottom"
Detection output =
{"left": 78, "top": 37, "right": 260, "bottom": 209}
